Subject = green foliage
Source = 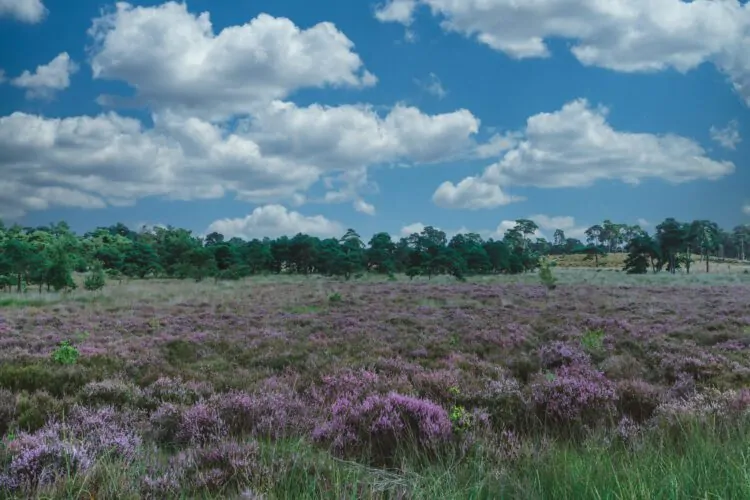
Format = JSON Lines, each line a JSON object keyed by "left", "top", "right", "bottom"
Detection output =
{"left": 538, "top": 259, "right": 557, "bottom": 289}
{"left": 83, "top": 260, "right": 107, "bottom": 291}
{"left": 581, "top": 328, "right": 605, "bottom": 353}
{"left": 0, "top": 218, "right": 745, "bottom": 290}
{"left": 328, "top": 292, "right": 342, "bottom": 304}
{"left": 51, "top": 340, "right": 80, "bottom": 365}
{"left": 449, "top": 405, "right": 471, "bottom": 433}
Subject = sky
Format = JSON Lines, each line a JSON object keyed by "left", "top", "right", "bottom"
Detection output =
{"left": 0, "top": 0, "right": 749, "bottom": 243}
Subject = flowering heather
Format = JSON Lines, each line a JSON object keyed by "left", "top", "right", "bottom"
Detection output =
{"left": 313, "top": 392, "right": 452, "bottom": 462}
{"left": 531, "top": 364, "right": 617, "bottom": 427}
{"left": 79, "top": 378, "right": 143, "bottom": 408}
{"left": 144, "top": 376, "right": 215, "bottom": 406}
{"left": 149, "top": 402, "right": 227, "bottom": 447}
{"left": 0, "top": 406, "right": 140, "bottom": 492}
{"left": 0, "top": 425, "right": 93, "bottom": 493}
{"left": 1, "top": 277, "right": 750, "bottom": 494}
{"left": 210, "top": 388, "right": 314, "bottom": 439}
{"left": 538, "top": 341, "right": 592, "bottom": 369}
{"left": 143, "top": 441, "right": 264, "bottom": 496}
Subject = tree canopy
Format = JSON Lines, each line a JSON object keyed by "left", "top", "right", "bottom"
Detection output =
{"left": 0, "top": 217, "right": 747, "bottom": 290}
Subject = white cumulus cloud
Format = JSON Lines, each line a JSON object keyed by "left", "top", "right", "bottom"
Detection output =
{"left": 432, "top": 177, "right": 524, "bottom": 209}
{"left": 0, "top": 0, "right": 46, "bottom": 23}
{"left": 206, "top": 205, "right": 343, "bottom": 239}
{"left": 88, "top": 2, "right": 377, "bottom": 120}
{"left": 743, "top": 203, "right": 750, "bottom": 216}
{"left": 434, "top": 98, "right": 735, "bottom": 210}
{"left": 353, "top": 199, "right": 376, "bottom": 215}
{"left": 11, "top": 52, "right": 78, "bottom": 99}
{"left": 375, "top": 0, "right": 750, "bottom": 106}
{"left": 374, "top": 0, "right": 418, "bottom": 25}
{"left": 400, "top": 222, "right": 428, "bottom": 236}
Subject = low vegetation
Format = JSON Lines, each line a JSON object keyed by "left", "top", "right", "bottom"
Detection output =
{"left": 0, "top": 274, "right": 748, "bottom": 498}
{"left": 1, "top": 217, "right": 750, "bottom": 498}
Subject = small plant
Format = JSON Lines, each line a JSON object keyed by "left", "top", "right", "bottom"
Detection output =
{"left": 538, "top": 259, "right": 557, "bottom": 290}
{"left": 581, "top": 328, "right": 606, "bottom": 353}
{"left": 51, "top": 340, "right": 80, "bottom": 365}
{"left": 328, "top": 292, "right": 342, "bottom": 304}
{"left": 83, "top": 260, "right": 107, "bottom": 291}
{"left": 450, "top": 405, "right": 471, "bottom": 433}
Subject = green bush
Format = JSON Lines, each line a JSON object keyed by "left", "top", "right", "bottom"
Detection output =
{"left": 84, "top": 261, "right": 107, "bottom": 291}
{"left": 51, "top": 340, "right": 80, "bottom": 365}
{"left": 539, "top": 260, "right": 557, "bottom": 290}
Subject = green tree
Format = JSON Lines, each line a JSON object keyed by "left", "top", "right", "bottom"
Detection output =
{"left": 655, "top": 218, "right": 686, "bottom": 274}
{"left": 84, "top": 260, "right": 107, "bottom": 291}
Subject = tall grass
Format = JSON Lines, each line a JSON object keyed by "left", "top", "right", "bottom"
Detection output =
{"left": 10, "top": 421, "right": 750, "bottom": 499}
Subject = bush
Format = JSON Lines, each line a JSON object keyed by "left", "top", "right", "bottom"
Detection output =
{"left": 149, "top": 402, "right": 227, "bottom": 447}
{"left": 211, "top": 389, "right": 312, "bottom": 439}
{"left": 83, "top": 261, "right": 107, "bottom": 291}
{"left": 538, "top": 259, "right": 557, "bottom": 290}
{"left": 312, "top": 392, "right": 452, "bottom": 465}
{"left": 15, "top": 391, "right": 71, "bottom": 432}
{"left": 143, "top": 441, "right": 264, "bottom": 496}
{"left": 51, "top": 340, "right": 79, "bottom": 365}
{"left": 531, "top": 364, "right": 617, "bottom": 428}
{"left": 78, "top": 378, "right": 143, "bottom": 408}
{"left": 0, "top": 389, "right": 16, "bottom": 436}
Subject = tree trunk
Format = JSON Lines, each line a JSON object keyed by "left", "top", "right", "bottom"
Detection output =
{"left": 706, "top": 252, "right": 710, "bottom": 273}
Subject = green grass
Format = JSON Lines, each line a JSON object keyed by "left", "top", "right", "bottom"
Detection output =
{"left": 11, "top": 421, "right": 750, "bottom": 499}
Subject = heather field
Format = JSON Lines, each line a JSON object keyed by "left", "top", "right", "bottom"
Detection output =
{"left": 3, "top": 273, "right": 750, "bottom": 498}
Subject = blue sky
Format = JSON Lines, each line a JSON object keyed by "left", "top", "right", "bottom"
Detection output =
{"left": 0, "top": 0, "right": 748, "bottom": 242}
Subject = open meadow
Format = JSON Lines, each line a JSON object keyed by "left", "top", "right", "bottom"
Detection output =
{"left": 2, "top": 269, "right": 750, "bottom": 499}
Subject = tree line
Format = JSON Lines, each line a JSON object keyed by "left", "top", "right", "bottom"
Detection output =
{"left": 0, "top": 217, "right": 747, "bottom": 292}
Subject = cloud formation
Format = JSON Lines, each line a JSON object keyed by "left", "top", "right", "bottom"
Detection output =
{"left": 710, "top": 120, "right": 742, "bottom": 150}
{"left": 375, "top": 0, "right": 750, "bottom": 106}
{"left": 89, "top": 2, "right": 377, "bottom": 120}
{"left": 206, "top": 205, "right": 344, "bottom": 239}
{"left": 0, "top": 0, "right": 46, "bottom": 23}
{"left": 434, "top": 99, "right": 734, "bottom": 209}
{"left": 11, "top": 52, "right": 79, "bottom": 100}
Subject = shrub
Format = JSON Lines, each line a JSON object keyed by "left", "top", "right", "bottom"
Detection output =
{"left": 51, "top": 340, "right": 80, "bottom": 366}
{"left": 616, "top": 379, "right": 663, "bottom": 422}
{"left": 83, "top": 261, "right": 107, "bottom": 291}
{"left": 538, "top": 341, "right": 591, "bottom": 370}
{"left": 15, "top": 391, "right": 71, "bottom": 432}
{"left": 0, "top": 405, "right": 140, "bottom": 493}
{"left": 312, "top": 392, "right": 452, "bottom": 465}
{"left": 328, "top": 292, "right": 342, "bottom": 304}
{"left": 78, "top": 378, "right": 143, "bottom": 408}
{"left": 531, "top": 364, "right": 617, "bottom": 428}
{"left": 580, "top": 328, "right": 606, "bottom": 353}
{"left": 538, "top": 259, "right": 557, "bottom": 290}
{"left": 149, "top": 402, "right": 226, "bottom": 447}
{"left": 475, "top": 375, "right": 529, "bottom": 431}
{"left": 0, "top": 424, "right": 93, "bottom": 493}
{"left": 144, "top": 376, "right": 214, "bottom": 406}
{"left": 0, "top": 362, "right": 93, "bottom": 398}
{"left": 0, "top": 389, "right": 16, "bottom": 436}
{"left": 211, "top": 389, "right": 312, "bottom": 439}
{"left": 143, "top": 441, "right": 264, "bottom": 496}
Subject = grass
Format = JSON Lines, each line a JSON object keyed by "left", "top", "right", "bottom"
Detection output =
{"left": 11, "top": 422, "right": 750, "bottom": 499}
